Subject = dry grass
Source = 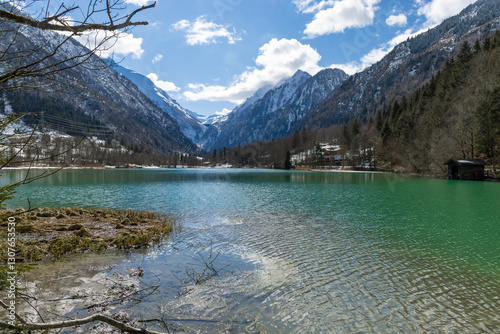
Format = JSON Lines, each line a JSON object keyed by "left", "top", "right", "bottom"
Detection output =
{"left": 0, "top": 207, "right": 175, "bottom": 261}
{"left": 0, "top": 207, "right": 176, "bottom": 290}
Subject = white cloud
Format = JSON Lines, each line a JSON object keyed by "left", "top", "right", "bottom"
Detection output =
{"left": 293, "top": 0, "right": 315, "bottom": 12}
{"left": 296, "top": 0, "right": 380, "bottom": 38}
{"left": 360, "top": 46, "right": 391, "bottom": 65}
{"left": 216, "top": 108, "right": 233, "bottom": 116}
{"left": 386, "top": 13, "right": 407, "bottom": 26}
{"left": 152, "top": 54, "right": 163, "bottom": 64}
{"left": 172, "top": 16, "right": 242, "bottom": 45}
{"left": 183, "top": 38, "right": 322, "bottom": 103}
{"left": 147, "top": 73, "right": 181, "bottom": 92}
{"left": 417, "top": 0, "right": 478, "bottom": 27}
{"left": 363, "top": 28, "right": 415, "bottom": 62}
{"left": 74, "top": 30, "right": 144, "bottom": 59}
{"left": 173, "top": 20, "right": 190, "bottom": 30}
{"left": 124, "top": 0, "right": 154, "bottom": 5}
{"left": 328, "top": 62, "right": 364, "bottom": 76}
{"left": 293, "top": 0, "right": 336, "bottom": 14}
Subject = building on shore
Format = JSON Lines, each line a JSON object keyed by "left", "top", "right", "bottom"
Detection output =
{"left": 444, "top": 158, "right": 487, "bottom": 181}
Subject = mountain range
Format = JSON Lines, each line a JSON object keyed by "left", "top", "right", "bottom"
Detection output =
{"left": 2, "top": 0, "right": 500, "bottom": 157}
{"left": 300, "top": 0, "right": 500, "bottom": 130}
{"left": 206, "top": 68, "right": 348, "bottom": 149}
{"left": 0, "top": 14, "right": 198, "bottom": 155}
{"left": 99, "top": 0, "right": 500, "bottom": 152}
{"left": 113, "top": 60, "right": 348, "bottom": 150}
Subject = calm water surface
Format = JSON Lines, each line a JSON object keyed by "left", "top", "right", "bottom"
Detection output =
{"left": 3, "top": 168, "right": 500, "bottom": 333}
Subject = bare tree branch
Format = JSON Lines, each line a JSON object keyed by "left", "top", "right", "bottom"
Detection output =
{"left": 174, "top": 242, "right": 230, "bottom": 297}
{"left": 0, "top": 2, "right": 155, "bottom": 33}
{"left": 0, "top": 1, "right": 155, "bottom": 92}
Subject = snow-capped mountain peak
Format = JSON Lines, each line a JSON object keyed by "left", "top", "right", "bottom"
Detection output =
{"left": 201, "top": 68, "right": 347, "bottom": 149}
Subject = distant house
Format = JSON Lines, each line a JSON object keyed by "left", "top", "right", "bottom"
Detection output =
{"left": 444, "top": 158, "right": 487, "bottom": 181}
{"left": 321, "top": 145, "right": 346, "bottom": 165}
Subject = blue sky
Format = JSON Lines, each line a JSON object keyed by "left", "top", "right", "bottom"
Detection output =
{"left": 101, "top": 0, "right": 478, "bottom": 116}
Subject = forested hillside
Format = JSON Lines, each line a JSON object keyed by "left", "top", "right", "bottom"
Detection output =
{"left": 371, "top": 32, "right": 500, "bottom": 174}
{"left": 300, "top": 0, "right": 500, "bottom": 132}
{"left": 0, "top": 17, "right": 198, "bottom": 155}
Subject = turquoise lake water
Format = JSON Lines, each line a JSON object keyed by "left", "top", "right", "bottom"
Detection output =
{"left": 2, "top": 168, "right": 500, "bottom": 333}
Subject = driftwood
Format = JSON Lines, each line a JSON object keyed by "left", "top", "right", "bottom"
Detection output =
{"left": 0, "top": 299, "right": 166, "bottom": 333}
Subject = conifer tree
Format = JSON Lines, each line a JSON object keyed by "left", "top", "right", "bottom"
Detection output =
{"left": 284, "top": 151, "right": 292, "bottom": 170}
{"left": 474, "top": 38, "right": 482, "bottom": 54}
{"left": 352, "top": 118, "right": 361, "bottom": 136}
{"left": 458, "top": 40, "right": 473, "bottom": 64}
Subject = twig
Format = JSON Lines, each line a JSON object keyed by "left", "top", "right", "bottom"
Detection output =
{"left": 174, "top": 242, "right": 230, "bottom": 296}
{"left": 0, "top": 299, "right": 25, "bottom": 324}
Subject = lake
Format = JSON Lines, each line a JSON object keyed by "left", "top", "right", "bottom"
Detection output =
{"left": 3, "top": 168, "right": 500, "bottom": 333}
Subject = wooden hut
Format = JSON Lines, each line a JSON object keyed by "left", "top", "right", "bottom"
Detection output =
{"left": 444, "top": 158, "right": 487, "bottom": 181}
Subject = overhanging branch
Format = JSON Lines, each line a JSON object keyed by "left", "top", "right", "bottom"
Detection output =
{"left": 0, "top": 2, "right": 156, "bottom": 33}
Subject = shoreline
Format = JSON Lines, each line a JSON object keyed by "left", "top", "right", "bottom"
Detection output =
{"left": 2, "top": 164, "right": 391, "bottom": 173}
{"left": 0, "top": 207, "right": 174, "bottom": 265}
{"left": 0, "top": 207, "right": 176, "bottom": 333}
{"left": 2, "top": 165, "right": 497, "bottom": 181}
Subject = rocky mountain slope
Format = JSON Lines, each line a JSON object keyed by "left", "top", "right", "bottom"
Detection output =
{"left": 109, "top": 62, "right": 208, "bottom": 146}
{"left": 206, "top": 68, "right": 348, "bottom": 149}
{"left": 1, "top": 17, "right": 198, "bottom": 154}
{"left": 301, "top": 0, "right": 500, "bottom": 131}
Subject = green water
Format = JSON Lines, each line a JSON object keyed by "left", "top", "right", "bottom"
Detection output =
{"left": 2, "top": 169, "right": 500, "bottom": 332}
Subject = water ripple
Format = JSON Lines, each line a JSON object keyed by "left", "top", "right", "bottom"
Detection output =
{"left": 165, "top": 210, "right": 500, "bottom": 333}
{"left": 5, "top": 169, "right": 500, "bottom": 333}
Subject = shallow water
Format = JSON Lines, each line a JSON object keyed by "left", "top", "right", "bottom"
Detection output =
{"left": 3, "top": 169, "right": 500, "bottom": 333}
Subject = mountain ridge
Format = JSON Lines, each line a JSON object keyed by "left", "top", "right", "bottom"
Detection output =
{"left": 0, "top": 18, "right": 199, "bottom": 154}
{"left": 109, "top": 61, "right": 208, "bottom": 145}
{"left": 300, "top": 0, "right": 500, "bottom": 131}
{"left": 204, "top": 68, "right": 348, "bottom": 150}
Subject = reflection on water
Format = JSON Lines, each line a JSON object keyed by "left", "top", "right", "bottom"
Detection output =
{"left": 2, "top": 169, "right": 500, "bottom": 333}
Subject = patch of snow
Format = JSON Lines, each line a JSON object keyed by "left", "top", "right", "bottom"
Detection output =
{"left": 109, "top": 61, "right": 207, "bottom": 145}
{"left": 460, "top": 4, "right": 480, "bottom": 22}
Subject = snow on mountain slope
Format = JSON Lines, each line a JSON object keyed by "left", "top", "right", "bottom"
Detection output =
{"left": 0, "top": 17, "right": 198, "bottom": 154}
{"left": 204, "top": 68, "right": 348, "bottom": 149}
{"left": 196, "top": 113, "right": 229, "bottom": 125}
{"left": 262, "top": 68, "right": 349, "bottom": 139}
{"left": 259, "top": 70, "right": 312, "bottom": 114}
{"left": 231, "top": 84, "right": 274, "bottom": 117}
{"left": 109, "top": 61, "right": 208, "bottom": 145}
